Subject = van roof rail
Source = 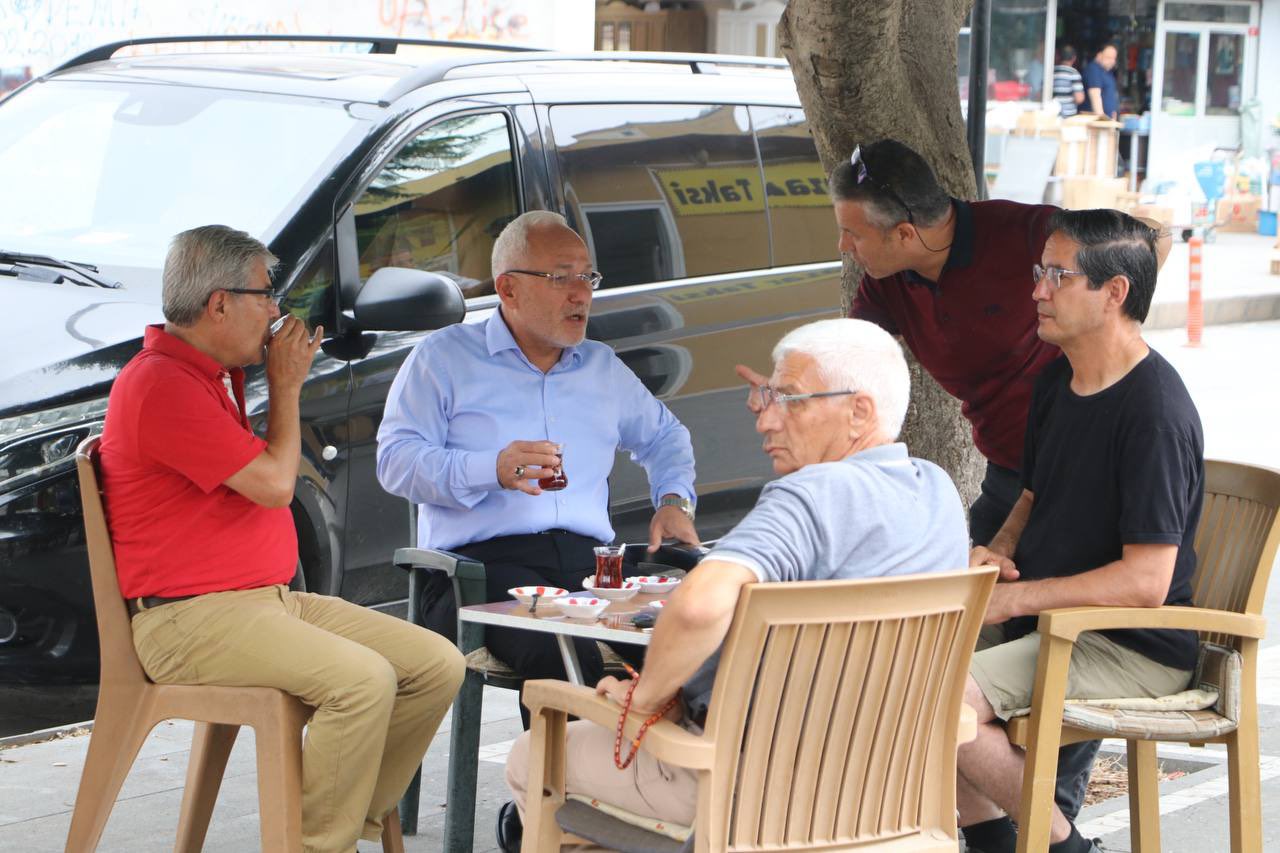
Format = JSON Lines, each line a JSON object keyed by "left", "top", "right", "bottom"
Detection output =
{"left": 450, "top": 51, "right": 789, "bottom": 72}
{"left": 50, "top": 37, "right": 792, "bottom": 106}
{"left": 52, "top": 34, "right": 540, "bottom": 73}
{"left": 380, "top": 51, "right": 790, "bottom": 103}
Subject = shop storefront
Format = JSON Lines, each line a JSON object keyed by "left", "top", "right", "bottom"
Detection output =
{"left": 963, "top": 1, "right": 1266, "bottom": 186}
{"left": 963, "top": 2, "right": 1145, "bottom": 177}
{"left": 705, "top": 0, "right": 1278, "bottom": 223}
{"left": 1148, "top": 1, "right": 1259, "bottom": 179}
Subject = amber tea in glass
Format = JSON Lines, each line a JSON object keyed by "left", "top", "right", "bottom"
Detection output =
{"left": 539, "top": 451, "right": 567, "bottom": 491}
{"left": 592, "top": 545, "right": 624, "bottom": 589}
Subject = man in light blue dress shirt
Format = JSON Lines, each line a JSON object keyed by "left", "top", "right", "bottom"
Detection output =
{"left": 376, "top": 211, "right": 698, "bottom": 693}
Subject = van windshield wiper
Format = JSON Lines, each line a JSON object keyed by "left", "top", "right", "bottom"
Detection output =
{"left": 0, "top": 250, "right": 122, "bottom": 289}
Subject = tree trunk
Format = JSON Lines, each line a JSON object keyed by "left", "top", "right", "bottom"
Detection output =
{"left": 779, "top": 0, "right": 985, "bottom": 507}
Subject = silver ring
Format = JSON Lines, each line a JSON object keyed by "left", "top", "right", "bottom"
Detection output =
{"left": 514, "top": 465, "right": 526, "bottom": 478}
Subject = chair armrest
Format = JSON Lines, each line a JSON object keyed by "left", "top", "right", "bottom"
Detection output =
{"left": 393, "top": 547, "right": 486, "bottom": 582}
{"left": 957, "top": 703, "right": 977, "bottom": 744}
{"left": 624, "top": 542, "right": 706, "bottom": 572}
{"left": 1036, "top": 605, "right": 1265, "bottom": 643}
{"left": 522, "top": 679, "right": 716, "bottom": 770}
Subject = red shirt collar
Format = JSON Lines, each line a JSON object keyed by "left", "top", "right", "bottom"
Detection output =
{"left": 142, "top": 324, "right": 246, "bottom": 384}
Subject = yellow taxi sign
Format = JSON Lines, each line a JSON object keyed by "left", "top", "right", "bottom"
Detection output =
{"left": 654, "top": 162, "right": 830, "bottom": 216}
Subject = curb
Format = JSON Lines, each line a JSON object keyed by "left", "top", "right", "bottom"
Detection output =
{"left": 0, "top": 720, "right": 94, "bottom": 749}
{"left": 1144, "top": 292, "right": 1280, "bottom": 331}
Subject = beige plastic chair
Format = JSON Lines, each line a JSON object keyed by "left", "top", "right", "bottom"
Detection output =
{"left": 66, "top": 436, "right": 405, "bottom": 852}
{"left": 521, "top": 566, "right": 998, "bottom": 852}
{"left": 1009, "top": 459, "right": 1280, "bottom": 853}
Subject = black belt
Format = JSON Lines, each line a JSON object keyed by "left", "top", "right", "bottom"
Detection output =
{"left": 127, "top": 594, "right": 201, "bottom": 616}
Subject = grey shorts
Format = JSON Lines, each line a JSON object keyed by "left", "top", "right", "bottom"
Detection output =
{"left": 970, "top": 624, "right": 1193, "bottom": 721}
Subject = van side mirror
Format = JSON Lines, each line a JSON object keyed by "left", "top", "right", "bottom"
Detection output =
{"left": 353, "top": 267, "right": 465, "bottom": 331}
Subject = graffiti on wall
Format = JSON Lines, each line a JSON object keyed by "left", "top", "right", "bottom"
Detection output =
{"left": 0, "top": 0, "right": 586, "bottom": 79}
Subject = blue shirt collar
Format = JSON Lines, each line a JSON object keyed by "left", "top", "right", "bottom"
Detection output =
{"left": 485, "top": 308, "right": 582, "bottom": 370}
{"left": 845, "top": 442, "right": 910, "bottom": 466}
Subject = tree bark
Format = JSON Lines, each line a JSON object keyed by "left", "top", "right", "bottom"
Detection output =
{"left": 779, "top": 0, "right": 985, "bottom": 507}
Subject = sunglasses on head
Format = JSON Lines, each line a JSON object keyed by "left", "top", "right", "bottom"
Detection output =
{"left": 850, "top": 145, "right": 914, "bottom": 225}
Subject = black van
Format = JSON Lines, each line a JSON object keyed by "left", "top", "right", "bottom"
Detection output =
{"left": 0, "top": 37, "right": 841, "bottom": 685}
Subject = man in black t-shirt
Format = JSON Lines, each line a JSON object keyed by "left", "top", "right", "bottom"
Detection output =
{"left": 956, "top": 209, "right": 1203, "bottom": 853}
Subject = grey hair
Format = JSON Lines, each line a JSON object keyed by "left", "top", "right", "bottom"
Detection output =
{"left": 491, "top": 210, "right": 571, "bottom": 277}
{"left": 771, "top": 318, "right": 911, "bottom": 439}
{"left": 162, "top": 225, "right": 278, "bottom": 326}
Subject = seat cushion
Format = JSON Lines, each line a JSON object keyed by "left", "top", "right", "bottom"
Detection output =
{"left": 1194, "top": 641, "right": 1242, "bottom": 724}
{"left": 464, "top": 646, "right": 519, "bottom": 678}
{"left": 599, "top": 643, "right": 632, "bottom": 676}
{"left": 564, "top": 794, "right": 691, "bottom": 841}
{"left": 1057, "top": 704, "right": 1237, "bottom": 740}
{"left": 466, "top": 643, "right": 629, "bottom": 679}
{"left": 1065, "top": 687, "right": 1218, "bottom": 713}
{"left": 1008, "top": 640, "right": 1243, "bottom": 740}
{"left": 556, "top": 799, "right": 689, "bottom": 853}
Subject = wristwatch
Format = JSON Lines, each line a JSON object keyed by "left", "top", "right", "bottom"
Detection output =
{"left": 658, "top": 494, "right": 695, "bottom": 521}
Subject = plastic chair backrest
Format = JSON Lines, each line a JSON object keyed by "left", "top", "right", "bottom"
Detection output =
{"left": 76, "top": 435, "right": 150, "bottom": 689}
{"left": 697, "top": 567, "right": 996, "bottom": 851}
{"left": 1191, "top": 460, "right": 1280, "bottom": 646}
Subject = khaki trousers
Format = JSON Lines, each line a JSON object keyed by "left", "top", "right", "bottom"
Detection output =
{"left": 506, "top": 717, "right": 699, "bottom": 840}
{"left": 970, "top": 624, "right": 1193, "bottom": 721}
{"left": 131, "top": 585, "right": 464, "bottom": 853}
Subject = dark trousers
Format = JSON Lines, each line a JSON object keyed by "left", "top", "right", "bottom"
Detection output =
{"left": 968, "top": 462, "right": 1100, "bottom": 821}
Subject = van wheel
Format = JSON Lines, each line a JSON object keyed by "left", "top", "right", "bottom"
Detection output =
{"left": 288, "top": 559, "right": 307, "bottom": 592}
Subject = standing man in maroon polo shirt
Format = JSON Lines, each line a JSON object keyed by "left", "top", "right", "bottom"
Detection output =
{"left": 828, "top": 139, "right": 1170, "bottom": 550}
{"left": 834, "top": 139, "right": 1060, "bottom": 546}
{"left": 99, "top": 225, "right": 464, "bottom": 853}
{"left": 828, "top": 141, "right": 1073, "bottom": 847}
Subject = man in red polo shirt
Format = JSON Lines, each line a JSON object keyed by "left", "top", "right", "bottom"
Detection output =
{"left": 99, "top": 224, "right": 464, "bottom": 853}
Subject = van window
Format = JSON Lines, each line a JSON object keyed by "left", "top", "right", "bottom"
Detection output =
{"left": 353, "top": 112, "right": 518, "bottom": 298}
{"left": 550, "top": 103, "right": 769, "bottom": 287}
{"left": 278, "top": 239, "right": 335, "bottom": 332}
{"left": 750, "top": 106, "right": 840, "bottom": 267}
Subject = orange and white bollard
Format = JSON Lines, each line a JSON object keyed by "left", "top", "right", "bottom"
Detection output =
{"left": 1187, "top": 235, "right": 1203, "bottom": 347}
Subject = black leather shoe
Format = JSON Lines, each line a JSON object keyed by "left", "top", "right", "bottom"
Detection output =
{"left": 496, "top": 800, "right": 523, "bottom": 853}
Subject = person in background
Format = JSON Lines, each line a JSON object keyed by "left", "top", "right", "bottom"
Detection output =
{"left": 1053, "top": 44, "right": 1086, "bottom": 118}
{"left": 1083, "top": 42, "right": 1120, "bottom": 119}
{"left": 1026, "top": 44, "right": 1045, "bottom": 101}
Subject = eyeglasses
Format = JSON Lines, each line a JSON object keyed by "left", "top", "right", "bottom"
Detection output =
{"left": 505, "top": 269, "right": 603, "bottom": 290}
{"left": 747, "top": 385, "right": 859, "bottom": 414}
{"left": 851, "top": 145, "right": 914, "bottom": 225}
{"left": 222, "top": 286, "right": 280, "bottom": 301}
{"left": 1032, "top": 264, "right": 1086, "bottom": 290}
